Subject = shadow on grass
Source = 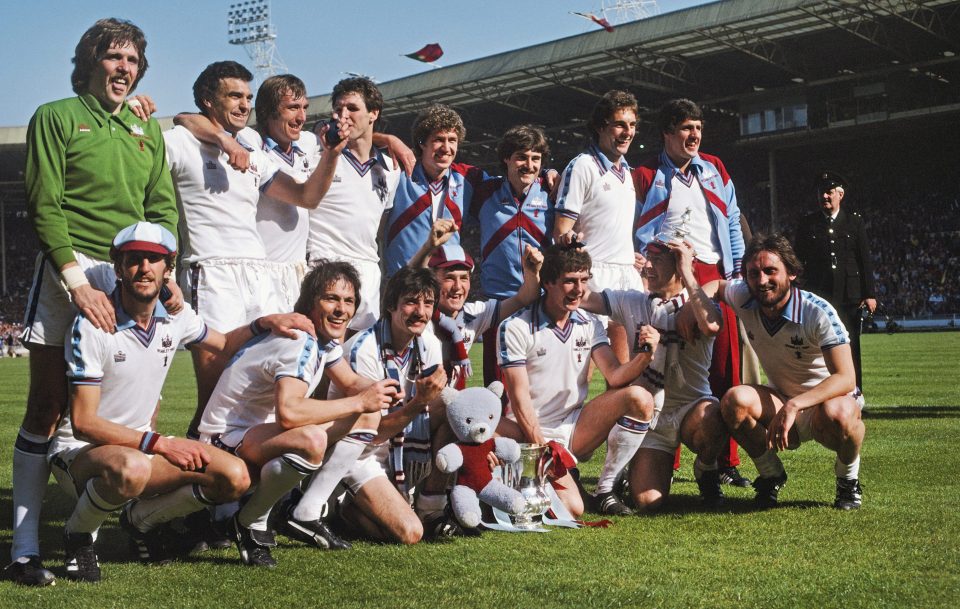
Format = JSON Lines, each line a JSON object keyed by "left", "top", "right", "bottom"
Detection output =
{"left": 863, "top": 405, "right": 960, "bottom": 419}
{"left": 0, "top": 485, "right": 241, "bottom": 576}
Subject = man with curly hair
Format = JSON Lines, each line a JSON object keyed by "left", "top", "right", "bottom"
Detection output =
{"left": 9, "top": 18, "right": 178, "bottom": 586}
{"left": 382, "top": 104, "right": 494, "bottom": 277}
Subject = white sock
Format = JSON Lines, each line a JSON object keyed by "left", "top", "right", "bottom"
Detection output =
{"left": 292, "top": 430, "right": 373, "bottom": 522}
{"left": 65, "top": 479, "right": 125, "bottom": 535}
{"left": 753, "top": 449, "right": 786, "bottom": 478}
{"left": 238, "top": 454, "right": 319, "bottom": 531}
{"left": 11, "top": 428, "right": 53, "bottom": 559}
{"left": 835, "top": 455, "right": 860, "bottom": 480}
{"left": 129, "top": 484, "right": 212, "bottom": 532}
{"left": 693, "top": 457, "right": 719, "bottom": 480}
{"left": 596, "top": 416, "right": 650, "bottom": 494}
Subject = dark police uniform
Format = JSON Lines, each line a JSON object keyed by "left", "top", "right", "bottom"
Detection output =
{"left": 793, "top": 173, "right": 874, "bottom": 391}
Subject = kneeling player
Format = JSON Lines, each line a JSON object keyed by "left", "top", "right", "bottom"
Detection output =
{"left": 49, "top": 223, "right": 310, "bottom": 582}
{"left": 198, "top": 260, "right": 398, "bottom": 567}
{"left": 707, "top": 234, "right": 865, "bottom": 509}
{"left": 581, "top": 239, "right": 728, "bottom": 510}
{"left": 496, "top": 245, "right": 659, "bottom": 517}
{"left": 330, "top": 268, "right": 447, "bottom": 544}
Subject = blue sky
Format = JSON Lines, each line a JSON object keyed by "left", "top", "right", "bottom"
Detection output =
{"left": 0, "top": 0, "right": 707, "bottom": 127}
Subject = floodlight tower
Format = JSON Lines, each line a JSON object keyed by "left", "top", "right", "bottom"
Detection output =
{"left": 227, "top": 0, "right": 287, "bottom": 85}
{"left": 599, "top": 0, "right": 660, "bottom": 23}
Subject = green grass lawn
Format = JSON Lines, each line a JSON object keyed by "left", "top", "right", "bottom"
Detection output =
{"left": 1, "top": 332, "right": 959, "bottom": 608}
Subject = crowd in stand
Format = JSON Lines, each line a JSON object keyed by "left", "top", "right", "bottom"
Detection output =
{"left": 742, "top": 170, "right": 959, "bottom": 319}
{"left": 6, "top": 172, "right": 958, "bottom": 323}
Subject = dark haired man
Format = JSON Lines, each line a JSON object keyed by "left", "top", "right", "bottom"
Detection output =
{"left": 470, "top": 124, "right": 555, "bottom": 384}
{"left": 702, "top": 234, "right": 865, "bottom": 509}
{"left": 634, "top": 98, "right": 749, "bottom": 486}
{"left": 48, "top": 222, "right": 312, "bottom": 581}
{"left": 198, "top": 260, "right": 399, "bottom": 567}
{"left": 497, "top": 245, "right": 658, "bottom": 517}
{"left": 9, "top": 18, "right": 178, "bottom": 585}
{"left": 165, "top": 61, "right": 344, "bottom": 439}
{"left": 554, "top": 90, "right": 643, "bottom": 370}
{"left": 306, "top": 77, "right": 402, "bottom": 331}
{"left": 327, "top": 267, "right": 447, "bottom": 544}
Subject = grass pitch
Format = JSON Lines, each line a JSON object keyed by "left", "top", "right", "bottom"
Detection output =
{"left": 1, "top": 332, "right": 959, "bottom": 608}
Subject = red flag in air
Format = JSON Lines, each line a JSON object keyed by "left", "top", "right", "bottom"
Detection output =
{"left": 406, "top": 43, "right": 444, "bottom": 63}
{"left": 572, "top": 11, "right": 615, "bottom": 33}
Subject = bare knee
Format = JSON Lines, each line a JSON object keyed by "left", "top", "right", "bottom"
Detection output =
{"left": 356, "top": 411, "right": 381, "bottom": 431}
{"left": 633, "top": 488, "right": 667, "bottom": 513}
{"left": 624, "top": 386, "right": 655, "bottom": 421}
{"left": 104, "top": 453, "right": 152, "bottom": 499}
{"left": 24, "top": 349, "right": 68, "bottom": 434}
{"left": 819, "top": 398, "right": 862, "bottom": 436}
{"left": 720, "top": 387, "right": 757, "bottom": 426}
{"left": 296, "top": 425, "right": 328, "bottom": 464}
{"left": 209, "top": 456, "right": 251, "bottom": 502}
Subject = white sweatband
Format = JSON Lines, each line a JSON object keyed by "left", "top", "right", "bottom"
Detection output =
{"left": 61, "top": 266, "right": 89, "bottom": 290}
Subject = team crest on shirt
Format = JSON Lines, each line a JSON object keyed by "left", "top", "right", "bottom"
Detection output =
{"left": 114, "top": 351, "right": 127, "bottom": 363}
{"left": 602, "top": 183, "right": 611, "bottom": 191}
{"left": 374, "top": 177, "right": 388, "bottom": 203}
{"left": 536, "top": 347, "right": 547, "bottom": 357}
{"left": 574, "top": 336, "right": 590, "bottom": 362}
{"left": 157, "top": 334, "right": 175, "bottom": 355}
{"left": 332, "top": 174, "right": 342, "bottom": 183}
{"left": 654, "top": 178, "right": 665, "bottom": 188}
{"left": 787, "top": 335, "right": 805, "bottom": 359}
{"left": 205, "top": 161, "right": 217, "bottom": 170}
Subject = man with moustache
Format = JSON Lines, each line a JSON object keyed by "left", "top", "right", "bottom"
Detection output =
{"left": 704, "top": 234, "right": 865, "bottom": 510}
{"left": 198, "top": 260, "right": 399, "bottom": 566}
{"left": 554, "top": 91, "right": 643, "bottom": 366}
{"left": 327, "top": 268, "right": 447, "bottom": 544}
{"left": 49, "top": 222, "right": 310, "bottom": 581}
{"left": 9, "top": 18, "right": 178, "bottom": 586}
{"left": 164, "top": 61, "right": 344, "bottom": 439}
{"left": 404, "top": 226, "right": 542, "bottom": 532}
{"left": 634, "top": 98, "right": 749, "bottom": 486}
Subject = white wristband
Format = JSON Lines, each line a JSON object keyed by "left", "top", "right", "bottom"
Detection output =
{"left": 61, "top": 265, "right": 89, "bottom": 290}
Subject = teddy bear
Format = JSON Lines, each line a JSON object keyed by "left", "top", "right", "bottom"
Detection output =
{"left": 435, "top": 381, "right": 525, "bottom": 529}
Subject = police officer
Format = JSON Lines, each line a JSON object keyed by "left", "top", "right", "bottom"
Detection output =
{"left": 793, "top": 171, "right": 876, "bottom": 394}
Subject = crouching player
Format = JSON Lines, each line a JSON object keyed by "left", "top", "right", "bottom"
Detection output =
{"left": 706, "top": 234, "right": 865, "bottom": 509}
{"left": 496, "top": 245, "right": 658, "bottom": 517}
{"left": 327, "top": 268, "right": 447, "bottom": 544}
{"left": 49, "top": 223, "right": 311, "bottom": 582}
{"left": 198, "top": 260, "right": 399, "bottom": 567}
{"left": 581, "top": 239, "right": 728, "bottom": 510}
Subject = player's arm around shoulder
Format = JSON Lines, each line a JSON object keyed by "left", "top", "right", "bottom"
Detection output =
{"left": 195, "top": 312, "right": 316, "bottom": 359}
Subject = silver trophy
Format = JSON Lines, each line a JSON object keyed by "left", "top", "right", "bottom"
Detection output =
{"left": 502, "top": 443, "right": 551, "bottom": 529}
{"left": 655, "top": 207, "right": 692, "bottom": 244}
